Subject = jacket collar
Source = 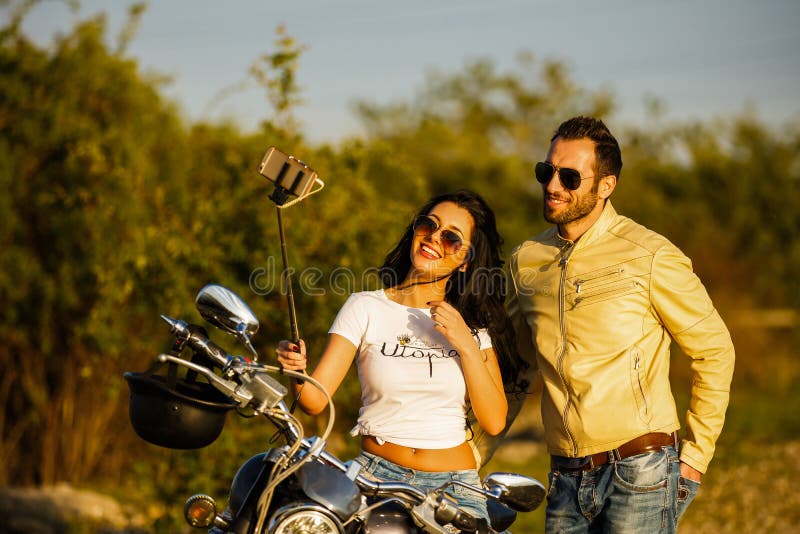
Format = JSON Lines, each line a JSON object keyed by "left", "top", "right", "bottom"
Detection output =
{"left": 557, "top": 201, "right": 619, "bottom": 250}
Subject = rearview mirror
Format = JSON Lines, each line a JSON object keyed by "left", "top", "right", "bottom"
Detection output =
{"left": 483, "top": 472, "right": 545, "bottom": 512}
{"left": 195, "top": 284, "right": 259, "bottom": 358}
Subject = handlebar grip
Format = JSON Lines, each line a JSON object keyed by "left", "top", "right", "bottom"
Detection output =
{"left": 184, "top": 324, "right": 230, "bottom": 366}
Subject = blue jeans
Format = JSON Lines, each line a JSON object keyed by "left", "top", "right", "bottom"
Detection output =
{"left": 545, "top": 446, "right": 700, "bottom": 533}
{"left": 352, "top": 450, "right": 489, "bottom": 523}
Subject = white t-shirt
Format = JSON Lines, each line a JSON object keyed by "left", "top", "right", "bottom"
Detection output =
{"left": 329, "top": 289, "right": 492, "bottom": 449}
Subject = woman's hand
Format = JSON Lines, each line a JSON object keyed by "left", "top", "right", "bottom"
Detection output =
{"left": 276, "top": 334, "right": 358, "bottom": 416}
{"left": 428, "top": 300, "right": 478, "bottom": 354}
{"left": 276, "top": 339, "right": 307, "bottom": 372}
{"left": 429, "top": 300, "right": 508, "bottom": 436}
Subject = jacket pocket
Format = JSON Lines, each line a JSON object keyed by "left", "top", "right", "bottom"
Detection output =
{"left": 567, "top": 265, "right": 646, "bottom": 309}
{"left": 573, "top": 266, "right": 625, "bottom": 290}
{"left": 630, "top": 346, "right": 651, "bottom": 423}
{"left": 571, "top": 280, "right": 645, "bottom": 309}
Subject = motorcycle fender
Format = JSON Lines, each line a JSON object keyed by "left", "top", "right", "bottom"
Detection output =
{"left": 296, "top": 461, "right": 361, "bottom": 520}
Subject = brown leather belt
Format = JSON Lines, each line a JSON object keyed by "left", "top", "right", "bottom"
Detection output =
{"left": 551, "top": 432, "right": 678, "bottom": 472}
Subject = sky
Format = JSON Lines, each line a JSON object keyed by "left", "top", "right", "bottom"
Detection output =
{"left": 9, "top": 0, "right": 800, "bottom": 144}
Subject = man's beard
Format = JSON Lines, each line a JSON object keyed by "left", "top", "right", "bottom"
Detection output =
{"left": 543, "top": 183, "right": 600, "bottom": 225}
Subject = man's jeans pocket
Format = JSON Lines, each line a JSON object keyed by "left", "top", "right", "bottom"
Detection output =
{"left": 676, "top": 476, "right": 701, "bottom": 520}
{"left": 613, "top": 449, "right": 670, "bottom": 491}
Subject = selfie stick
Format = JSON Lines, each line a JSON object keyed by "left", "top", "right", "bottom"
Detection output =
{"left": 269, "top": 186, "right": 301, "bottom": 344}
{"left": 258, "top": 147, "right": 325, "bottom": 347}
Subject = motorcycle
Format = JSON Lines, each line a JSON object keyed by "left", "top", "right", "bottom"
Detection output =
{"left": 124, "top": 283, "right": 545, "bottom": 533}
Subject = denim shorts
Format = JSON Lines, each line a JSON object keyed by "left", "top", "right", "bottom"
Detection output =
{"left": 352, "top": 450, "right": 488, "bottom": 523}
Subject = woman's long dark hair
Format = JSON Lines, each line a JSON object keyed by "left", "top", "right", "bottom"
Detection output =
{"left": 380, "top": 190, "right": 527, "bottom": 392}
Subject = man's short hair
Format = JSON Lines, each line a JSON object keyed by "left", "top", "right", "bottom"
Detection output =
{"left": 552, "top": 116, "right": 623, "bottom": 180}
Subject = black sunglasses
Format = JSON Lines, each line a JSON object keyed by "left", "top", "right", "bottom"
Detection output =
{"left": 412, "top": 215, "right": 466, "bottom": 256}
{"left": 535, "top": 161, "right": 594, "bottom": 190}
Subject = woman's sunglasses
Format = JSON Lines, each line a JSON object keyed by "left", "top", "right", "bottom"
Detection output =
{"left": 412, "top": 215, "right": 466, "bottom": 256}
{"left": 535, "top": 161, "right": 594, "bottom": 190}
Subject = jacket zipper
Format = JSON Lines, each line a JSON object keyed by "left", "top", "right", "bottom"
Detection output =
{"left": 557, "top": 244, "right": 577, "bottom": 455}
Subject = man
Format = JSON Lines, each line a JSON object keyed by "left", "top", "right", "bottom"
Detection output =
{"left": 506, "top": 116, "right": 735, "bottom": 532}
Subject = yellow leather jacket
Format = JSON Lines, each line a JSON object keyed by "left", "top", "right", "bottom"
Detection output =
{"left": 508, "top": 202, "right": 734, "bottom": 473}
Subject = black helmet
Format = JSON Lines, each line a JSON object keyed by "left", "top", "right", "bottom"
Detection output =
{"left": 124, "top": 371, "right": 237, "bottom": 449}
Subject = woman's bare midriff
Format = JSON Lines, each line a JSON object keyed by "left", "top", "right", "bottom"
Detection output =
{"left": 362, "top": 435, "right": 477, "bottom": 471}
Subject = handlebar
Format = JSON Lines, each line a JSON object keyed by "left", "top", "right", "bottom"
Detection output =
{"left": 161, "top": 315, "right": 230, "bottom": 366}
{"left": 156, "top": 353, "right": 250, "bottom": 404}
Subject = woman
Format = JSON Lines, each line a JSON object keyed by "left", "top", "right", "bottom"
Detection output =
{"left": 276, "top": 189, "right": 523, "bottom": 522}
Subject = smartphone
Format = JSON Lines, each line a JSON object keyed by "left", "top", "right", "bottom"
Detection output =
{"left": 258, "top": 147, "right": 318, "bottom": 198}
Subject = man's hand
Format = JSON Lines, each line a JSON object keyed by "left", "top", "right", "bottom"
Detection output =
{"left": 679, "top": 461, "right": 703, "bottom": 482}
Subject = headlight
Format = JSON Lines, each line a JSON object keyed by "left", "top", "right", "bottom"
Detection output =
{"left": 268, "top": 503, "right": 343, "bottom": 534}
